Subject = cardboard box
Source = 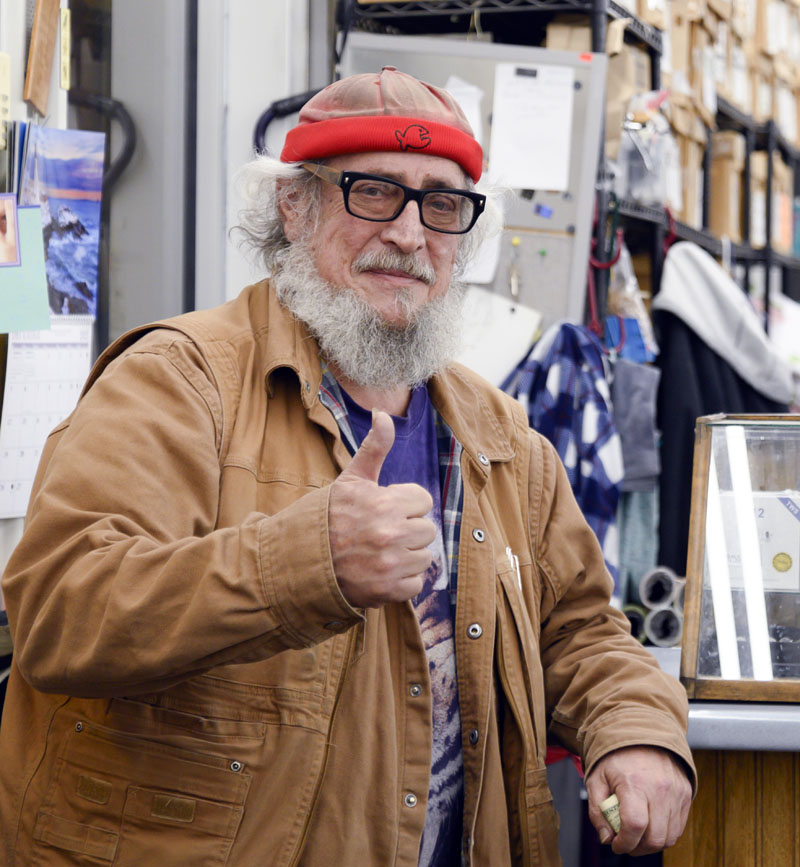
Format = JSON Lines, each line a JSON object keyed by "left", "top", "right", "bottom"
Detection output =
{"left": 664, "top": 91, "right": 695, "bottom": 136}
{"left": 751, "top": 151, "right": 768, "bottom": 246}
{"left": 639, "top": 0, "right": 667, "bottom": 29}
{"left": 729, "top": 38, "right": 752, "bottom": 112}
{"left": 773, "top": 152, "right": 794, "bottom": 252}
{"left": 679, "top": 133, "right": 706, "bottom": 227}
{"left": 668, "top": 9, "right": 693, "bottom": 96}
{"left": 685, "top": 103, "right": 711, "bottom": 144}
{"left": 708, "top": 0, "right": 733, "bottom": 18}
{"left": 774, "top": 72, "right": 798, "bottom": 141}
{"left": 795, "top": 85, "right": 800, "bottom": 146}
{"left": 545, "top": 15, "right": 594, "bottom": 51}
{"left": 712, "top": 129, "right": 747, "bottom": 163}
{"left": 709, "top": 157, "right": 744, "bottom": 240}
{"left": 714, "top": 17, "right": 732, "bottom": 99}
{"left": 789, "top": 4, "right": 800, "bottom": 67}
{"left": 731, "top": 0, "right": 751, "bottom": 34}
{"left": 691, "top": 22, "right": 719, "bottom": 125}
{"left": 750, "top": 51, "right": 775, "bottom": 121}
{"left": 755, "top": 0, "right": 788, "bottom": 56}
{"left": 673, "top": 0, "right": 708, "bottom": 21}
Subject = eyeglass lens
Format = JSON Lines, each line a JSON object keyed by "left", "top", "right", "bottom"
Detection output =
{"left": 347, "top": 178, "right": 474, "bottom": 233}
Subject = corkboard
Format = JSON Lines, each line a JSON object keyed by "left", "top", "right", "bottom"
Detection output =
{"left": 24, "top": 0, "right": 61, "bottom": 116}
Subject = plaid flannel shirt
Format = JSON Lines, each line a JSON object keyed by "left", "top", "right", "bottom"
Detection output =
{"left": 503, "top": 323, "right": 623, "bottom": 596}
{"left": 319, "top": 366, "right": 464, "bottom": 613}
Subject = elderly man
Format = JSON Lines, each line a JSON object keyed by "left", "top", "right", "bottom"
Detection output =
{"left": 0, "top": 68, "right": 693, "bottom": 866}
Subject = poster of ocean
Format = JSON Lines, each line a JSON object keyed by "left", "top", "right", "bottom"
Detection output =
{"left": 19, "top": 126, "right": 105, "bottom": 317}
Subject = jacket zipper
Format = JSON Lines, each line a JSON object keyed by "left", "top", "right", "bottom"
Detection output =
{"left": 287, "top": 626, "right": 357, "bottom": 866}
{"left": 495, "top": 625, "right": 533, "bottom": 863}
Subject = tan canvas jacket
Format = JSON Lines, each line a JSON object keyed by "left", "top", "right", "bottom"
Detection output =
{"left": 0, "top": 281, "right": 695, "bottom": 866}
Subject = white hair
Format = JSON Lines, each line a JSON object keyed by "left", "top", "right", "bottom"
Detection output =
{"left": 232, "top": 153, "right": 505, "bottom": 277}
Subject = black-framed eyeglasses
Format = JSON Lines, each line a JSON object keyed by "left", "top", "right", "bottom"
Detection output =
{"left": 302, "top": 162, "right": 485, "bottom": 235}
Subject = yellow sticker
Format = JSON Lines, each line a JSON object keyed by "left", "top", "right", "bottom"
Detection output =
{"left": 60, "top": 9, "right": 71, "bottom": 91}
{"left": 773, "top": 552, "right": 793, "bottom": 573}
{"left": 0, "top": 52, "right": 10, "bottom": 150}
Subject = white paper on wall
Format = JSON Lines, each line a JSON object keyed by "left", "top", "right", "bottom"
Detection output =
{"left": 0, "top": 316, "right": 93, "bottom": 518}
{"left": 487, "top": 62, "right": 574, "bottom": 192}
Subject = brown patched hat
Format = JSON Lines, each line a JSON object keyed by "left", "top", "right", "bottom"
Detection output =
{"left": 280, "top": 67, "right": 483, "bottom": 182}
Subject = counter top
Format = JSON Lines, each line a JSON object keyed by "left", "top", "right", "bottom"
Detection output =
{"left": 648, "top": 646, "right": 800, "bottom": 752}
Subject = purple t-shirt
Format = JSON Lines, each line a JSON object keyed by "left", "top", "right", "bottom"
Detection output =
{"left": 341, "top": 385, "right": 464, "bottom": 867}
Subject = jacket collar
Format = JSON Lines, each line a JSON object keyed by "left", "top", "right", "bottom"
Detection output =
{"left": 429, "top": 366, "right": 516, "bottom": 468}
{"left": 255, "top": 279, "right": 325, "bottom": 411}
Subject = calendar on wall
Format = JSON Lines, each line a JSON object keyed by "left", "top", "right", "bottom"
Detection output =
{"left": 0, "top": 316, "right": 93, "bottom": 519}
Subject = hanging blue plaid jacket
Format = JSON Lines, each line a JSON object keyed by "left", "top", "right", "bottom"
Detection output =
{"left": 504, "top": 322, "right": 624, "bottom": 597}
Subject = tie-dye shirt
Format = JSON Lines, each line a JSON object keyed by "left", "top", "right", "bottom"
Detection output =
{"left": 336, "top": 383, "right": 465, "bottom": 867}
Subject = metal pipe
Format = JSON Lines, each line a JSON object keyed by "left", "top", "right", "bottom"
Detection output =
{"left": 644, "top": 607, "right": 683, "bottom": 647}
{"left": 639, "top": 566, "right": 681, "bottom": 610}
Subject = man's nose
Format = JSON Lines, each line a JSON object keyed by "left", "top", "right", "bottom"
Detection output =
{"left": 378, "top": 200, "right": 426, "bottom": 252}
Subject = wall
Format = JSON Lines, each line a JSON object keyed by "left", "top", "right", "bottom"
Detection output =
{"left": 195, "top": 0, "right": 311, "bottom": 311}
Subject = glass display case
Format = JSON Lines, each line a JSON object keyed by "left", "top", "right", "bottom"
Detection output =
{"left": 681, "top": 414, "right": 800, "bottom": 701}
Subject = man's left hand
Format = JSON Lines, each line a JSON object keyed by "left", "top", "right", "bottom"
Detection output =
{"left": 584, "top": 745, "right": 692, "bottom": 855}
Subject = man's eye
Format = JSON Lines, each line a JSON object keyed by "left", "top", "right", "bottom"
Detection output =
{"left": 354, "top": 183, "right": 394, "bottom": 198}
{"left": 426, "top": 194, "right": 458, "bottom": 213}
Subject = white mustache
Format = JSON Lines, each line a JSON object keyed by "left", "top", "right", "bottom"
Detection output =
{"left": 352, "top": 251, "right": 436, "bottom": 286}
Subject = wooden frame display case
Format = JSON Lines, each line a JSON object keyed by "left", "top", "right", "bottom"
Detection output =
{"left": 681, "top": 414, "right": 800, "bottom": 701}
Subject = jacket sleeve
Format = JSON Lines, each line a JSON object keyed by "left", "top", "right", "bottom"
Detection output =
{"left": 2, "top": 332, "right": 361, "bottom": 698}
{"left": 529, "top": 432, "right": 697, "bottom": 790}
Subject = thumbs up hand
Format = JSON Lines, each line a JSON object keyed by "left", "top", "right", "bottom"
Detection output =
{"left": 328, "top": 411, "right": 436, "bottom": 609}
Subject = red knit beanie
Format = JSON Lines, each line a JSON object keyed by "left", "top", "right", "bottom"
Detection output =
{"left": 280, "top": 67, "right": 483, "bottom": 182}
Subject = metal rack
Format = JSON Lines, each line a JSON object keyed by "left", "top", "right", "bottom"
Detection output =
{"left": 352, "top": 0, "right": 660, "bottom": 48}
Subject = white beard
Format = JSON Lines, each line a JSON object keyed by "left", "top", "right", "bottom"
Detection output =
{"left": 273, "top": 237, "right": 466, "bottom": 390}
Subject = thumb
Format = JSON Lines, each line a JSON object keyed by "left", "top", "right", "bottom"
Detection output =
{"left": 344, "top": 410, "right": 395, "bottom": 484}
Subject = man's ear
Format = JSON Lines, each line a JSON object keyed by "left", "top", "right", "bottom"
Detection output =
{"left": 276, "top": 180, "right": 304, "bottom": 243}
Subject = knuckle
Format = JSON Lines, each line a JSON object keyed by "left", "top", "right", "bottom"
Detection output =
{"left": 627, "top": 818, "right": 648, "bottom": 837}
{"left": 407, "top": 575, "right": 424, "bottom": 597}
{"left": 373, "top": 526, "right": 393, "bottom": 548}
{"left": 376, "top": 550, "right": 399, "bottom": 574}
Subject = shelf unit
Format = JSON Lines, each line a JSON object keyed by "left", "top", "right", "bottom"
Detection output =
{"left": 617, "top": 96, "right": 800, "bottom": 330}
{"left": 350, "top": 0, "right": 660, "bottom": 46}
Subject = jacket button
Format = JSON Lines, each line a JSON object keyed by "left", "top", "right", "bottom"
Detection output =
{"left": 478, "top": 453, "right": 489, "bottom": 466}
{"left": 469, "top": 728, "right": 479, "bottom": 745}
{"left": 409, "top": 683, "right": 422, "bottom": 697}
{"left": 467, "top": 623, "right": 483, "bottom": 639}
{"left": 472, "top": 528, "right": 485, "bottom": 543}
{"left": 230, "top": 760, "right": 243, "bottom": 772}
{"left": 404, "top": 793, "right": 418, "bottom": 808}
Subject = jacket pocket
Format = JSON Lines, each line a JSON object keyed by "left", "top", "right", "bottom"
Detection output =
{"left": 524, "top": 768, "right": 561, "bottom": 867}
{"left": 108, "top": 697, "right": 267, "bottom": 747}
{"left": 32, "top": 721, "right": 249, "bottom": 866}
{"left": 497, "top": 566, "right": 543, "bottom": 736}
